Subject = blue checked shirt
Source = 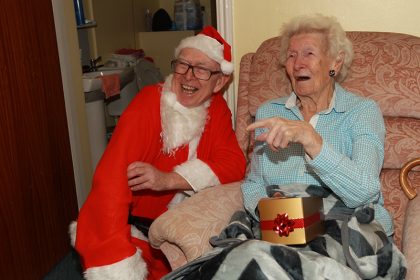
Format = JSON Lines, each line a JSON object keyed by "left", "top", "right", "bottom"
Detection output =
{"left": 241, "top": 83, "right": 393, "bottom": 236}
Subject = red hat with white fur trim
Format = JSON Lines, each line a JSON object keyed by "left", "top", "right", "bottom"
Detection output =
{"left": 174, "top": 26, "right": 234, "bottom": 75}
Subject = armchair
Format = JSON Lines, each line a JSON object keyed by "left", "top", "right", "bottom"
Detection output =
{"left": 149, "top": 32, "right": 420, "bottom": 279}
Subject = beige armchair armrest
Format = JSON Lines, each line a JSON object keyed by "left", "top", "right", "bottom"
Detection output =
{"left": 148, "top": 181, "right": 244, "bottom": 270}
{"left": 402, "top": 194, "right": 420, "bottom": 280}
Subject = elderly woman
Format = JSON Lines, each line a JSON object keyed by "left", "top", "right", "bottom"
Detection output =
{"left": 242, "top": 14, "right": 393, "bottom": 236}
{"left": 157, "top": 15, "right": 406, "bottom": 280}
{"left": 232, "top": 14, "right": 406, "bottom": 279}
{"left": 72, "top": 26, "right": 246, "bottom": 280}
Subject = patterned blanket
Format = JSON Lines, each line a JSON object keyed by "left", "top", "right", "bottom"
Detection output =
{"left": 163, "top": 184, "right": 407, "bottom": 280}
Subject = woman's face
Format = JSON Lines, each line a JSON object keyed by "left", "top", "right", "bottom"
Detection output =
{"left": 171, "top": 48, "right": 227, "bottom": 108}
{"left": 285, "top": 32, "right": 335, "bottom": 98}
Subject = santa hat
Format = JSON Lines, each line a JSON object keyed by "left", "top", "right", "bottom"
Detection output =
{"left": 174, "top": 26, "right": 234, "bottom": 75}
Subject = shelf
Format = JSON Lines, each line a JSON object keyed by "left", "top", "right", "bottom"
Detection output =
{"left": 77, "top": 19, "right": 97, "bottom": 30}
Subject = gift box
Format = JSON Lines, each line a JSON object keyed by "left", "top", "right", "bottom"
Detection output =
{"left": 258, "top": 197, "right": 324, "bottom": 245}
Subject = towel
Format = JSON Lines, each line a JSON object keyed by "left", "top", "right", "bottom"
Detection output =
{"left": 101, "top": 74, "right": 120, "bottom": 99}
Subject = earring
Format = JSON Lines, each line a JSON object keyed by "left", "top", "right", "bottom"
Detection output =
{"left": 329, "top": 70, "right": 336, "bottom": 77}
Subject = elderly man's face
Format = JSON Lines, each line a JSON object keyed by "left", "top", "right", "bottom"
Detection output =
{"left": 172, "top": 48, "right": 228, "bottom": 108}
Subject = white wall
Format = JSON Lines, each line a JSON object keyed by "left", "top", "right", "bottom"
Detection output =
{"left": 89, "top": 0, "right": 136, "bottom": 62}
{"left": 232, "top": 0, "right": 420, "bottom": 94}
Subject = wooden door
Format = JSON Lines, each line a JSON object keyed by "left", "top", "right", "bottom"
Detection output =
{"left": 0, "top": 0, "right": 79, "bottom": 279}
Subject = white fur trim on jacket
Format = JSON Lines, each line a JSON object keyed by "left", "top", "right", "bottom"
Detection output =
{"left": 174, "top": 158, "right": 220, "bottom": 192}
{"left": 69, "top": 220, "right": 77, "bottom": 247}
{"left": 84, "top": 250, "right": 147, "bottom": 280}
{"left": 131, "top": 225, "right": 148, "bottom": 242}
{"left": 68, "top": 221, "right": 148, "bottom": 280}
{"left": 160, "top": 75, "right": 209, "bottom": 155}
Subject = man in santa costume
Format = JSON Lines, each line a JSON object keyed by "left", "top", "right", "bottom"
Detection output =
{"left": 71, "top": 26, "right": 246, "bottom": 280}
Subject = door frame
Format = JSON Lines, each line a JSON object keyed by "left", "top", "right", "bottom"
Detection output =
{"left": 216, "top": 0, "right": 236, "bottom": 127}
{"left": 51, "top": 0, "right": 93, "bottom": 208}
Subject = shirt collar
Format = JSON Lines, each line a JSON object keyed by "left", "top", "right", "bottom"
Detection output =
{"left": 278, "top": 82, "right": 348, "bottom": 113}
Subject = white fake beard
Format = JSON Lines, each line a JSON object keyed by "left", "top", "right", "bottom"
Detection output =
{"left": 160, "top": 75, "right": 210, "bottom": 155}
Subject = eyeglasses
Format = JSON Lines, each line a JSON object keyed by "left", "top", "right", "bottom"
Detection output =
{"left": 171, "top": 60, "right": 221, "bottom": 81}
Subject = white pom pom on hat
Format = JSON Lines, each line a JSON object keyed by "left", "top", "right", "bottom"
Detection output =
{"left": 174, "top": 26, "right": 234, "bottom": 75}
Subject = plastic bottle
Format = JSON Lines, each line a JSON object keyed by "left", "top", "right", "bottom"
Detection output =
{"left": 73, "top": 0, "right": 85, "bottom": 26}
{"left": 186, "top": 0, "right": 202, "bottom": 30}
{"left": 145, "top": 9, "right": 152, "bottom": 32}
{"left": 174, "top": 0, "right": 187, "bottom": 31}
{"left": 174, "top": 0, "right": 202, "bottom": 31}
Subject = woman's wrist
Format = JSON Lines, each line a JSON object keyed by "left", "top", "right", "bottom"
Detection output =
{"left": 304, "top": 134, "right": 323, "bottom": 160}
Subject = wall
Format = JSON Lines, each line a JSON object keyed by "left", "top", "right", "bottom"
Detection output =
{"left": 137, "top": 30, "right": 196, "bottom": 77}
{"left": 89, "top": 0, "right": 137, "bottom": 62}
{"left": 232, "top": 0, "right": 420, "bottom": 94}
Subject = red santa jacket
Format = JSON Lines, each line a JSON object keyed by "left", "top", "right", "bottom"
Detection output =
{"left": 75, "top": 83, "right": 246, "bottom": 271}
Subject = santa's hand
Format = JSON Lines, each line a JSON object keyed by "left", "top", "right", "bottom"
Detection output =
{"left": 127, "top": 162, "right": 171, "bottom": 191}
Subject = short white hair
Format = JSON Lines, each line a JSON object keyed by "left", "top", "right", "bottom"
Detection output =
{"left": 279, "top": 14, "right": 354, "bottom": 82}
